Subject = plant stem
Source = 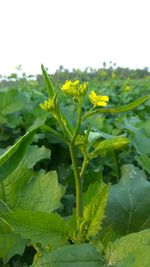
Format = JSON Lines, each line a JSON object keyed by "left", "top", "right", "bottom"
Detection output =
{"left": 80, "top": 157, "right": 89, "bottom": 178}
{"left": 72, "top": 100, "right": 83, "bottom": 143}
{"left": 69, "top": 144, "right": 82, "bottom": 228}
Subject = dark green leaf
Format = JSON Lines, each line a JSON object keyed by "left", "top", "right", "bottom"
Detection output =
{"left": 106, "top": 164, "right": 150, "bottom": 235}
{"left": 32, "top": 243, "right": 104, "bottom": 267}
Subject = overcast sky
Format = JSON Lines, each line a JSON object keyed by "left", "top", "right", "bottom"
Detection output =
{"left": 0, "top": 0, "right": 150, "bottom": 75}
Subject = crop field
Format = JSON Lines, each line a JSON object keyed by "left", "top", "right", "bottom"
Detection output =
{"left": 0, "top": 65, "right": 150, "bottom": 266}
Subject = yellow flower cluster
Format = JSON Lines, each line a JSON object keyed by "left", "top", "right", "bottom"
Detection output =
{"left": 89, "top": 91, "right": 109, "bottom": 107}
{"left": 61, "top": 80, "right": 88, "bottom": 97}
{"left": 40, "top": 98, "right": 54, "bottom": 111}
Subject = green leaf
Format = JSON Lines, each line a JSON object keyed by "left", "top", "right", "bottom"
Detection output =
{"left": 81, "top": 181, "right": 110, "bottom": 240}
{"left": 32, "top": 243, "right": 104, "bottom": 267}
{"left": 88, "top": 130, "right": 126, "bottom": 147}
{"left": 136, "top": 155, "right": 150, "bottom": 174}
{"left": 0, "top": 144, "right": 50, "bottom": 211}
{"left": 106, "top": 229, "right": 150, "bottom": 267}
{"left": 18, "top": 170, "right": 65, "bottom": 213}
{"left": 133, "top": 128, "right": 150, "bottom": 155}
{"left": 0, "top": 219, "right": 26, "bottom": 263}
{"left": 41, "top": 64, "right": 55, "bottom": 98}
{"left": 91, "top": 137, "right": 129, "bottom": 158}
{"left": 106, "top": 164, "right": 150, "bottom": 235}
{"left": 0, "top": 129, "right": 35, "bottom": 170}
{"left": 2, "top": 209, "right": 69, "bottom": 249}
{"left": 144, "top": 120, "right": 150, "bottom": 137}
{"left": 0, "top": 89, "right": 28, "bottom": 116}
{"left": 23, "top": 145, "right": 50, "bottom": 168}
{"left": 123, "top": 119, "right": 150, "bottom": 155}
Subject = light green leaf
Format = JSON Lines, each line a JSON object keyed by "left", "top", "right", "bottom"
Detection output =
{"left": 81, "top": 182, "right": 109, "bottom": 240}
{"left": 0, "top": 129, "right": 35, "bottom": 172}
{"left": 0, "top": 219, "right": 26, "bottom": 263}
{"left": 32, "top": 243, "right": 104, "bottom": 267}
{"left": 0, "top": 144, "right": 50, "bottom": 211}
{"left": 18, "top": 170, "right": 65, "bottom": 213}
{"left": 106, "top": 229, "right": 150, "bottom": 267}
{"left": 106, "top": 164, "right": 150, "bottom": 235}
{"left": 2, "top": 209, "right": 69, "bottom": 249}
{"left": 91, "top": 137, "right": 129, "bottom": 158}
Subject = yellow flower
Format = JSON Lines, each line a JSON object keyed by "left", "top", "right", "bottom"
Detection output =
{"left": 61, "top": 80, "right": 88, "bottom": 97}
{"left": 89, "top": 90, "right": 109, "bottom": 107}
{"left": 40, "top": 98, "right": 54, "bottom": 111}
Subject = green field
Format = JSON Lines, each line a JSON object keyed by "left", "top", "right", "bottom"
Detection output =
{"left": 0, "top": 65, "right": 150, "bottom": 267}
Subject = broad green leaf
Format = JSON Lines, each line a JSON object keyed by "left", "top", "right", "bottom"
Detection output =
{"left": 0, "top": 89, "right": 28, "bottom": 116}
{"left": 106, "top": 229, "right": 150, "bottom": 267}
{"left": 90, "top": 137, "right": 129, "bottom": 158}
{"left": 106, "top": 164, "right": 150, "bottom": 235}
{"left": 2, "top": 209, "right": 69, "bottom": 249}
{"left": 41, "top": 64, "right": 55, "bottom": 97}
{"left": 83, "top": 95, "right": 150, "bottom": 120}
{"left": 81, "top": 182, "right": 110, "bottom": 240}
{"left": 123, "top": 119, "right": 150, "bottom": 155}
{"left": 0, "top": 144, "right": 50, "bottom": 211}
{"left": 133, "top": 128, "right": 150, "bottom": 155}
{"left": 18, "top": 170, "right": 65, "bottom": 213}
{"left": 32, "top": 243, "right": 104, "bottom": 267}
{"left": 136, "top": 155, "right": 150, "bottom": 174}
{"left": 0, "top": 219, "right": 26, "bottom": 263}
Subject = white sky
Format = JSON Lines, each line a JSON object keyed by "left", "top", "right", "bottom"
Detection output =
{"left": 0, "top": 0, "right": 150, "bottom": 75}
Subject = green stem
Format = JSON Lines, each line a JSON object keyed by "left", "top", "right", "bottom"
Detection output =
{"left": 81, "top": 106, "right": 95, "bottom": 121}
{"left": 72, "top": 100, "right": 83, "bottom": 143}
{"left": 80, "top": 157, "right": 89, "bottom": 178}
{"left": 69, "top": 144, "right": 82, "bottom": 228}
